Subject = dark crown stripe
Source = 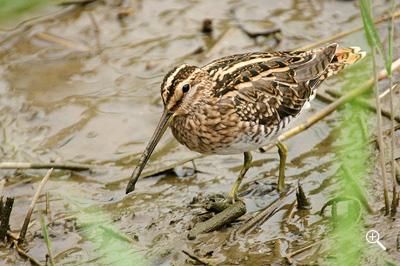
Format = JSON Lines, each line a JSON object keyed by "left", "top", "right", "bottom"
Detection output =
{"left": 163, "top": 65, "right": 197, "bottom": 104}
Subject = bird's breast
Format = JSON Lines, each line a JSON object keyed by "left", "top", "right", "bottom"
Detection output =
{"left": 169, "top": 111, "right": 278, "bottom": 155}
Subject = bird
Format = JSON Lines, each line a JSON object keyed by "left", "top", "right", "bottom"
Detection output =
{"left": 126, "top": 43, "right": 365, "bottom": 202}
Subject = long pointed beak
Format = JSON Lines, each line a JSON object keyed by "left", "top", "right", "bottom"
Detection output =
{"left": 126, "top": 108, "right": 173, "bottom": 194}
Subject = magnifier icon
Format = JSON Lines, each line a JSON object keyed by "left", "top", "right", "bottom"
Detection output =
{"left": 366, "top": 230, "right": 386, "bottom": 250}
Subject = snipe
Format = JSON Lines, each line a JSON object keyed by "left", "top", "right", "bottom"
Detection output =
{"left": 126, "top": 43, "right": 365, "bottom": 202}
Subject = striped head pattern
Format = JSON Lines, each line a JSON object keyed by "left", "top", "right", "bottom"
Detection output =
{"left": 160, "top": 64, "right": 212, "bottom": 115}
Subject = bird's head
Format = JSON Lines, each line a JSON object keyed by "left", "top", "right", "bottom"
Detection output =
{"left": 161, "top": 64, "right": 211, "bottom": 115}
{"left": 126, "top": 64, "right": 210, "bottom": 194}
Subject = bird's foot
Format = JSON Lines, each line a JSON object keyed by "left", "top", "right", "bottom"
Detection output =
{"left": 222, "top": 193, "right": 244, "bottom": 207}
{"left": 203, "top": 195, "right": 241, "bottom": 213}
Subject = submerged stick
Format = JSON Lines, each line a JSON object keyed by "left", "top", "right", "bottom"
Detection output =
{"left": 18, "top": 169, "right": 53, "bottom": 245}
{"left": 34, "top": 32, "right": 89, "bottom": 52}
{"left": 187, "top": 201, "right": 246, "bottom": 240}
{"left": 13, "top": 240, "right": 44, "bottom": 266}
{"left": 0, "top": 162, "right": 93, "bottom": 171}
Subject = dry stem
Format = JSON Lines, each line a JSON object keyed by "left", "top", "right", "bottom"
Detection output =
{"left": 18, "top": 168, "right": 53, "bottom": 245}
{"left": 371, "top": 47, "right": 390, "bottom": 215}
{"left": 0, "top": 162, "right": 93, "bottom": 171}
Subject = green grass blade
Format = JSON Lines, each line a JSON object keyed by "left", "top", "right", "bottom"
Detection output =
{"left": 40, "top": 213, "right": 56, "bottom": 266}
{"left": 359, "top": 0, "right": 389, "bottom": 73}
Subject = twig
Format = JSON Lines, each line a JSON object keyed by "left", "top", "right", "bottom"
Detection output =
{"left": 0, "top": 162, "right": 93, "bottom": 171}
{"left": 13, "top": 240, "right": 44, "bottom": 266}
{"left": 98, "top": 224, "right": 148, "bottom": 249}
{"left": 18, "top": 168, "right": 53, "bottom": 245}
{"left": 7, "top": 230, "right": 20, "bottom": 241}
{"left": 259, "top": 57, "right": 400, "bottom": 153}
{"left": 295, "top": 10, "right": 400, "bottom": 51}
{"left": 182, "top": 250, "right": 215, "bottom": 266}
{"left": 341, "top": 163, "right": 373, "bottom": 213}
{"left": 187, "top": 201, "right": 246, "bottom": 240}
{"left": 235, "top": 189, "right": 295, "bottom": 236}
{"left": 40, "top": 214, "right": 55, "bottom": 266}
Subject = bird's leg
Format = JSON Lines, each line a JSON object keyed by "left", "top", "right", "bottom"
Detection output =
{"left": 225, "top": 151, "right": 253, "bottom": 203}
{"left": 277, "top": 140, "right": 287, "bottom": 191}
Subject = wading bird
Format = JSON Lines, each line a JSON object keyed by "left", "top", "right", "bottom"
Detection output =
{"left": 126, "top": 43, "right": 365, "bottom": 202}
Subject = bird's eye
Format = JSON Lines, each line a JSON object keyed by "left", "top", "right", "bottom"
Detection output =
{"left": 182, "top": 84, "right": 190, "bottom": 93}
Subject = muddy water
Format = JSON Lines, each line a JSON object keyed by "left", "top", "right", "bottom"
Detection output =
{"left": 0, "top": 0, "right": 398, "bottom": 265}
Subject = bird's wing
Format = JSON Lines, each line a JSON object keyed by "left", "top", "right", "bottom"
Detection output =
{"left": 212, "top": 44, "right": 338, "bottom": 127}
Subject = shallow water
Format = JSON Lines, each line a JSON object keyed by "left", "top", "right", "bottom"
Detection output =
{"left": 0, "top": 0, "right": 399, "bottom": 265}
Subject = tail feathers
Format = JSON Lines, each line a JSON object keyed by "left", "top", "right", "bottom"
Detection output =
{"left": 326, "top": 46, "right": 366, "bottom": 78}
{"left": 310, "top": 46, "right": 365, "bottom": 89}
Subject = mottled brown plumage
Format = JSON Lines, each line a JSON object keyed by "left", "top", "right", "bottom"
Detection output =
{"left": 126, "top": 43, "right": 365, "bottom": 198}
